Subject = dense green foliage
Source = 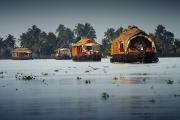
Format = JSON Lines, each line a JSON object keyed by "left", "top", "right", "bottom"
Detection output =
{"left": 1, "top": 23, "right": 180, "bottom": 58}
{"left": 101, "top": 27, "right": 123, "bottom": 57}
{"left": 0, "top": 34, "right": 16, "bottom": 58}
{"left": 74, "top": 23, "right": 96, "bottom": 42}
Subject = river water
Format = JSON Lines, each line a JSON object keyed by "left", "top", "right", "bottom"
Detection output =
{"left": 0, "top": 58, "right": 180, "bottom": 120}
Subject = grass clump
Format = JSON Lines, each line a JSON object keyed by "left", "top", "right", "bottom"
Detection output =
{"left": 101, "top": 92, "right": 109, "bottom": 100}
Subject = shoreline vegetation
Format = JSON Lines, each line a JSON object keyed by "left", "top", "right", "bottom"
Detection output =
{"left": 1, "top": 23, "right": 180, "bottom": 59}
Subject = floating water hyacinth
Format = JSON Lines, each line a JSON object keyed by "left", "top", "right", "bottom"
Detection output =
{"left": 166, "top": 80, "right": 174, "bottom": 84}
{"left": 54, "top": 69, "right": 59, "bottom": 72}
{"left": 149, "top": 98, "right": 156, "bottom": 103}
{"left": 15, "top": 73, "right": 36, "bottom": 81}
{"left": 41, "top": 72, "right": 48, "bottom": 76}
{"left": 101, "top": 92, "right": 109, "bottom": 100}
{"left": 113, "top": 77, "right": 118, "bottom": 80}
{"left": 84, "top": 80, "right": 91, "bottom": 84}
{"left": 76, "top": 77, "right": 82, "bottom": 80}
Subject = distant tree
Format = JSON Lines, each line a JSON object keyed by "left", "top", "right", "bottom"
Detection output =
{"left": 114, "top": 27, "right": 123, "bottom": 38}
{"left": 101, "top": 27, "right": 124, "bottom": 57}
{"left": 74, "top": 23, "right": 96, "bottom": 42}
{"left": 56, "top": 24, "right": 74, "bottom": 48}
{"left": 40, "top": 32, "right": 57, "bottom": 55}
{"left": 19, "top": 25, "right": 58, "bottom": 56}
{"left": 3, "top": 34, "right": 15, "bottom": 48}
{"left": 19, "top": 25, "right": 42, "bottom": 50}
{"left": 0, "top": 34, "right": 16, "bottom": 57}
{"left": 155, "top": 25, "right": 174, "bottom": 56}
{"left": 0, "top": 37, "right": 4, "bottom": 49}
{"left": 0, "top": 38, "right": 4, "bottom": 55}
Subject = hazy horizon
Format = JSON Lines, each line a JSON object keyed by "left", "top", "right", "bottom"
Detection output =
{"left": 0, "top": 0, "right": 180, "bottom": 43}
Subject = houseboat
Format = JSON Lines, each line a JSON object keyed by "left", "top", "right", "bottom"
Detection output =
{"left": 11, "top": 48, "right": 32, "bottom": 60}
{"left": 71, "top": 37, "right": 101, "bottom": 61}
{"left": 54, "top": 48, "right": 71, "bottom": 60}
{"left": 110, "top": 26, "right": 159, "bottom": 63}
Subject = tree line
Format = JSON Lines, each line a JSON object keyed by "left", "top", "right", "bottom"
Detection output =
{"left": 0, "top": 23, "right": 180, "bottom": 58}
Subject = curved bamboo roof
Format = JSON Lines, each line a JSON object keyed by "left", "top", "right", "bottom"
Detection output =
{"left": 113, "top": 26, "right": 147, "bottom": 43}
{"left": 12, "top": 48, "right": 32, "bottom": 53}
{"left": 72, "top": 37, "right": 99, "bottom": 46}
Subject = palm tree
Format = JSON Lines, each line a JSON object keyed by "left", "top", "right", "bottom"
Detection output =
{"left": 74, "top": 22, "right": 96, "bottom": 42}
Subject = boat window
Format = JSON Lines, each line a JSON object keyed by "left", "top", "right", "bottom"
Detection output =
{"left": 86, "top": 46, "right": 92, "bottom": 51}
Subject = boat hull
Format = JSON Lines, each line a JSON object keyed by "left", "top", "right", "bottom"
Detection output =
{"left": 110, "top": 52, "right": 158, "bottom": 63}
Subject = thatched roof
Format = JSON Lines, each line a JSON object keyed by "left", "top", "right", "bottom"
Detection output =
{"left": 12, "top": 48, "right": 32, "bottom": 53}
{"left": 113, "top": 26, "right": 147, "bottom": 43}
{"left": 55, "top": 48, "right": 69, "bottom": 52}
{"left": 72, "top": 37, "right": 100, "bottom": 46}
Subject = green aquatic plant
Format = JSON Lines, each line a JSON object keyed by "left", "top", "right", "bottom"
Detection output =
{"left": 15, "top": 73, "right": 36, "bottom": 81}
{"left": 174, "top": 94, "right": 180, "bottom": 97}
{"left": 142, "top": 78, "right": 146, "bottom": 82}
{"left": 85, "top": 70, "right": 90, "bottom": 73}
{"left": 101, "top": 92, "right": 109, "bottom": 100}
{"left": 149, "top": 98, "right": 156, "bottom": 103}
{"left": 85, "top": 80, "right": 91, "bottom": 84}
{"left": 41, "top": 72, "right": 48, "bottom": 76}
{"left": 113, "top": 77, "right": 118, "bottom": 80}
{"left": 150, "top": 86, "right": 154, "bottom": 89}
{"left": 41, "top": 79, "right": 48, "bottom": 85}
{"left": 166, "top": 80, "right": 174, "bottom": 84}
{"left": 76, "top": 77, "right": 82, "bottom": 80}
{"left": 54, "top": 69, "right": 59, "bottom": 72}
{"left": 22, "top": 75, "right": 36, "bottom": 80}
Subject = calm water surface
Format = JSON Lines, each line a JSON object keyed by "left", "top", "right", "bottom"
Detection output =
{"left": 0, "top": 58, "right": 180, "bottom": 120}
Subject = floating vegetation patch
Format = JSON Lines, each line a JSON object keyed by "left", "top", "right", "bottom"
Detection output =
{"left": 166, "top": 80, "right": 174, "bottom": 84}
{"left": 85, "top": 70, "right": 90, "bottom": 73}
{"left": 174, "top": 94, "right": 180, "bottom": 97}
{"left": 84, "top": 80, "right": 91, "bottom": 84}
{"left": 76, "top": 76, "right": 82, "bottom": 80}
{"left": 101, "top": 92, "right": 109, "bottom": 100}
{"left": 15, "top": 73, "right": 36, "bottom": 81}
{"left": 41, "top": 72, "right": 48, "bottom": 76}
{"left": 113, "top": 77, "right": 118, "bottom": 80}
{"left": 150, "top": 85, "right": 154, "bottom": 89}
{"left": 142, "top": 78, "right": 146, "bottom": 82}
{"left": 42, "top": 79, "right": 48, "bottom": 85}
{"left": 88, "top": 66, "right": 99, "bottom": 70}
{"left": 54, "top": 69, "right": 59, "bottom": 72}
{"left": 149, "top": 98, "right": 156, "bottom": 103}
